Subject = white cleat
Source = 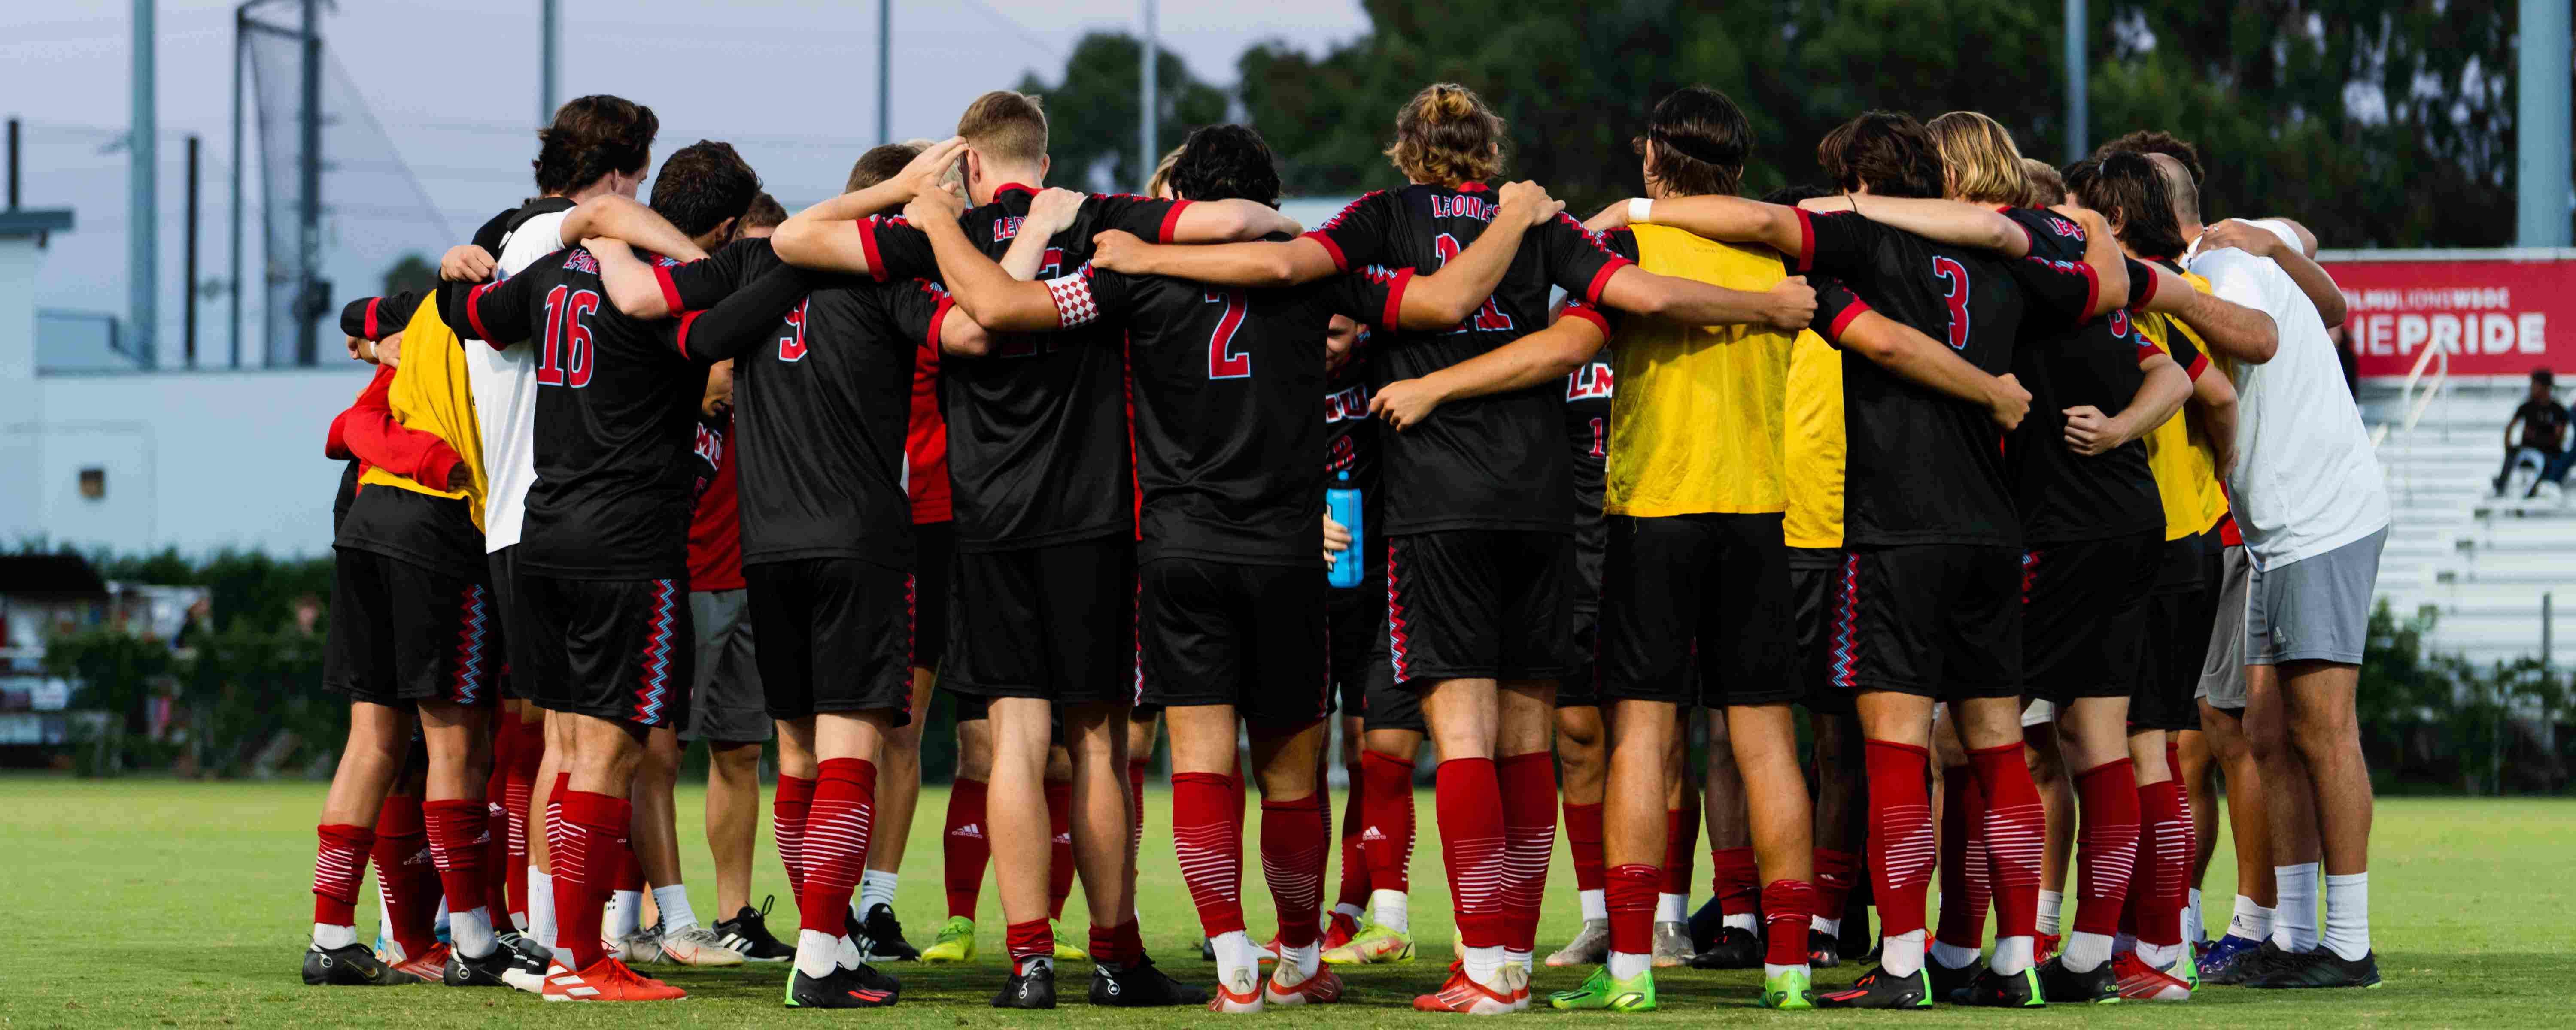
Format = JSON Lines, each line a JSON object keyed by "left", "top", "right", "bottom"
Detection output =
{"left": 655, "top": 925, "right": 746, "bottom": 966}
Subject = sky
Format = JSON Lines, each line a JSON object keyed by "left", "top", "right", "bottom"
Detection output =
{"left": 4, "top": 0, "right": 1371, "bottom": 367}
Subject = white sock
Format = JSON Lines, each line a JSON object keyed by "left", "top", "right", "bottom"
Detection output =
{"left": 609, "top": 889, "right": 643, "bottom": 940}
{"left": 1655, "top": 892, "right": 1688, "bottom": 923}
{"left": 857, "top": 870, "right": 899, "bottom": 916}
{"left": 1286, "top": 940, "right": 1322, "bottom": 977}
{"left": 2035, "top": 890, "right": 2064, "bottom": 936}
{"left": 836, "top": 932, "right": 863, "bottom": 969}
{"left": 1213, "top": 929, "right": 1259, "bottom": 987}
{"left": 528, "top": 868, "right": 556, "bottom": 954}
{"left": 1504, "top": 948, "right": 1532, "bottom": 974}
{"left": 1722, "top": 912, "right": 1757, "bottom": 933}
{"left": 2322, "top": 872, "right": 2370, "bottom": 961}
{"left": 1811, "top": 915, "right": 1842, "bottom": 936}
{"left": 2187, "top": 888, "right": 2206, "bottom": 945}
{"left": 2274, "top": 863, "right": 2321, "bottom": 951}
{"left": 1368, "top": 888, "right": 1409, "bottom": 933}
{"left": 2229, "top": 896, "right": 2273, "bottom": 941}
{"left": 793, "top": 929, "right": 841, "bottom": 978}
{"left": 1929, "top": 939, "right": 1981, "bottom": 970}
{"left": 2138, "top": 940, "right": 2185, "bottom": 969}
{"left": 2062, "top": 931, "right": 2114, "bottom": 973}
{"left": 651, "top": 884, "right": 697, "bottom": 934}
{"left": 1764, "top": 962, "right": 1810, "bottom": 979}
{"left": 1332, "top": 901, "right": 1364, "bottom": 924}
{"left": 451, "top": 906, "right": 498, "bottom": 959}
{"left": 1880, "top": 929, "right": 1926, "bottom": 978}
{"left": 1579, "top": 888, "right": 1607, "bottom": 922}
{"left": 1463, "top": 944, "right": 1505, "bottom": 984}
{"left": 1607, "top": 949, "right": 1652, "bottom": 980}
{"left": 1991, "top": 935, "right": 2034, "bottom": 976}
{"left": 313, "top": 922, "right": 357, "bottom": 950}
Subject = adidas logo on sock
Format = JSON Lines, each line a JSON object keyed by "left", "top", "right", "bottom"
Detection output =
{"left": 1361, "top": 827, "right": 1386, "bottom": 842}
{"left": 949, "top": 824, "right": 985, "bottom": 839}
{"left": 1052, "top": 832, "right": 1072, "bottom": 845}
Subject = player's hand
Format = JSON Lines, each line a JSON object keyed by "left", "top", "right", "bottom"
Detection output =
{"left": 345, "top": 334, "right": 376, "bottom": 364}
{"left": 1370, "top": 377, "right": 1446, "bottom": 431}
{"left": 2062, "top": 404, "right": 2123, "bottom": 455}
{"left": 903, "top": 187, "right": 965, "bottom": 227}
{"left": 1089, "top": 230, "right": 1147, "bottom": 273}
{"left": 2195, "top": 219, "right": 2280, "bottom": 259}
{"left": 1322, "top": 511, "right": 1352, "bottom": 569}
{"left": 446, "top": 461, "right": 472, "bottom": 492}
{"left": 377, "top": 332, "right": 404, "bottom": 370}
{"left": 1583, "top": 199, "right": 1634, "bottom": 235}
{"left": 1988, "top": 373, "right": 2032, "bottom": 430}
{"left": 440, "top": 244, "right": 497, "bottom": 282}
{"left": 1024, "top": 187, "right": 1086, "bottom": 238}
{"left": 896, "top": 136, "right": 971, "bottom": 200}
{"left": 1763, "top": 276, "right": 1817, "bottom": 331}
{"left": 1497, "top": 180, "right": 1564, "bottom": 229}
{"left": 581, "top": 236, "right": 631, "bottom": 258}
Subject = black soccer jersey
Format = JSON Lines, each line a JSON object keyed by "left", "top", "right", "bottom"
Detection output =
{"left": 1996, "top": 207, "right": 2165, "bottom": 546}
{"left": 663, "top": 237, "right": 954, "bottom": 571}
{"left": 1304, "top": 182, "right": 1634, "bottom": 536}
{"left": 1566, "top": 346, "right": 1614, "bottom": 601}
{"left": 448, "top": 245, "right": 813, "bottom": 580}
{"left": 1324, "top": 342, "right": 1379, "bottom": 496}
{"left": 1045, "top": 260, "right": 1409, "bottom": 566}
{"left": 851, "top": 184, "right": 1193, "bottom": 552}
{"left": 1790, "top": 209, "right": 2097, "bottom": 548}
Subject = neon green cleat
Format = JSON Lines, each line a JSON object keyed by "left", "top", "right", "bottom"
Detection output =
{"left": 919, "top": 916, "right": 975, "bottom": 964}
{"left": 1549, "top": 966, "right": 1657, "bottom": 1012}
{"left": 1049, "top": 921, "right": 1088, "bottom": 961}
{"left": 2176, "top": 953, "right": 2201, "bottom": 991}
{"left": 1761, "top": 967, "right": 1817, "bottom": 1010}
{"left": 1321, "top": 923, "right": 1415, "bottom": 966}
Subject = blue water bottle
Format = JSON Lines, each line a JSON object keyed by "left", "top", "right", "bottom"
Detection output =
{"left": 1326, "top": 470, "right": 1365, "bottom": 588}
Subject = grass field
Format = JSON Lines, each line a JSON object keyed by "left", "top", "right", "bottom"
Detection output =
{"left": 6, "top": 776, "right": 2572, "bottom": 1028}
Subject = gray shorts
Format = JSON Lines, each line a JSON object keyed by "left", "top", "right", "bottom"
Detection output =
{"left": 2196, "top": 544, "right": 2252, "bottom": 709}
{"left": 2244, "top": 527, "right": 2387, "bottom": 669}
{"left": 684, "top": 588, "right": 771, "bottom": 743}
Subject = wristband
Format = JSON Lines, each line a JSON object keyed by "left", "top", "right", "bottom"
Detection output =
{"left": 1628, "top": 197, "right": 1654, "bottom": 226}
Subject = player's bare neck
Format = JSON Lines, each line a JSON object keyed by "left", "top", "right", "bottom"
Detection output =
{"left": 974, "top": 164, "right": 1045, "bottom": 207}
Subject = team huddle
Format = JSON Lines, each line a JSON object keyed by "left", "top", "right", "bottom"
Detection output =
{"left": 302, "top": 74, "right": 2391, "bottom": 1014}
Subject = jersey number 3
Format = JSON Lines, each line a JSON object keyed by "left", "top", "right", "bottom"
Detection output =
{"left": 1205, "top": 289, "right": 1251, "bottom": 379}
{"left": 538, "top": 285, "right": 599, "bottom": 388}
{"left": 1931, "top": 256, "right": 1971, "bottom": 351}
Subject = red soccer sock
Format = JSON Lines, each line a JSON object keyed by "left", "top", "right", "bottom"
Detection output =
{"left": 1864, "top": 739, "right": 1935, "bottom": 940}
{"left": 541, "top": 771, "right": 570, "bottom": 874}
{"left": 942, "top": 776, "right": 989, "bottom": 919}
{"left": 2134, "top": 778, "right": 2188, "bottom": 948}
{"left": 614, "top": 837, "right": 644, "bottom": 895}
{"left": 371, "top": 793, "right": 440, "bottom": 958}
{"left": 482, "top": 729, "right": 513, "bottom": 910}
{"left": 1710, "top": 846, "right": 1760, "bottom": 920}
{"left": 1173, "top": 771, "right": 1247, "bottom": 938}
{"left": 1434, "top": 757, "right": 1507, "bottom": 949}
{"left": 1934, "top": 766, "right": 1990, "bottom": 949}
{"left": 1969, "top": 742, "right": 2047, "bottom": 942}
{"left": 2069, "top": 758, "right": 2140, "bottom": 940}
{"left": 774, "top": 773, "right": 815, "bottom": 898}
{"left": 1005, "top": 918, "right": 1052, "bottom": 975}
{"left": 1607, "top": 863, "right": 1660, "bottom": 957}
{"left": 1361, "top": 749, "right": 1415, "bottom": 894}
{"left": 1563, "top": 800, "right": 1606, "bottom": 894}
{"left": 799, "top": 757, "right": 878, "bottom": 935}
{"left": 1335, "top": 763, "right": 1373, "bottom": 910}
{"left": 554, "top": 789, "right": 631, "bottom": 971}
{"left": 1664, "top": 805, "right": 1700, "bottom": 896}
{"left": 1813, "top": 848, "right": 1861, "bottom": 927}
{"left": 312, "top": 823, "right": 375, "bottom": 927}
{"left": 1261, "top": 795, "right": 1328, "bottom": 948}
{"left": 501, "top": 721, "right": 543, "bottom": 920}
{"left": 1496, "top": 751, "right": 1557, "bottom": 954}
{"left": 1763, "top": 879, "right": 1817, "bottom": 966}
{"left": 1045, "top": 779, "right": 1075, "bottom": 921}
{"left": 422, "top": 797, "right": 492, "bottom": 921}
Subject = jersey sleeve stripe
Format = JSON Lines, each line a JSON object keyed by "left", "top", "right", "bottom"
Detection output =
{"left": 1380, "top": 268, "right": 1416, "bottom": 330}
{"left": 924, "top": 293, "right": 956, "bottom": 351}
{"left": 1826, "top": 296, "right": 1874, "bottom": 341}
{"left": 1792, "top": 207, "right": 1817, "bottom": 272}
{"left": 1157, "top": 199, "right": 1193, "bottom": 245}
{"left": 1558, "top": 300, "right": 1612, "bottom": 337}
{"left": 464, "top": 282, "right": 494, "bottom": 340}
{"left": 2183, "top": 348, "right": 2209, "bottom": 381}
{"left": 2077, "top": 259, "right": 2100, "bottom": 317}
{"left": 1582, "top": 257, "right": 1633, "bottom": 308}
{"left": 1302, "top": 230, "right": 1350, "bottom": 273}
{"left": 654, "top": 262, "right": 684, "bottom": 313}
{"left": 674, "top": 309, "right": 702, "bottom": 360}
{"left": 857, "top": 217, "right": 890, "bottom": 283}
{"left": 362, "top": 297, "right": 380, "bottom": 339}
{"left": 2128, "top": 257, "right": 2159, "bottom": 309}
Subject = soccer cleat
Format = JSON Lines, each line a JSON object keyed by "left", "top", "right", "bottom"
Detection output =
{"left": 1688, "top": 926, "right": 1761, "bottom": 969}
{"left": 445, "top": 940, "right": 547, "bottom": 991}
{"left": 1759, "top": 966, "right": 1817, "bottom": 1010}
{"left": 1209, "top": 967, "right": 1265, "bottom": 1013}
{"left": 1259, "top": 935, "right": 1284, "bottom": 965}
{"left": 1091, "top": 957, "right": 1209, "bottom": 1006}
{"left": 1549, "top": 965, "right": 1656, "bottom": 1012}
{"left": 2215, "top": 939, "right": 2301, "bottom": 985}
{"left": 541, "top": 957, "right": 687, "bottom": 1002}
{"left": 714, "top": 898, "right": 796, "bottom": 962}
{"left": 856, "top": 903, "right": 921, "bottom": 962}
{"left": 1322, "top": 923, "right": 1416, "bottom": 965}
{"left": 1686, "top": 895, "right": 1727, "bottom": 951}
{"left": 1414, "top": 961, "right": 1521, "bottom": 1015}
{"left": 615, "top": 927, "right": 664, "bottom": 965}
{"left": 1816, "top": 964, "right": 1934, "bottom": 1009}
{"left": 920, "top": 915, "right": 977, "bottom": 964}
{"left": 656, "top": 924, "right": 747, "bottom": 966}
{"left": 1807, "top": 929, "right": 1842, "bottom": 969}
{"left": 784, "top": 963, "right": 900, "bottom": 1008}
{"left": 1200, "top": 936, "right": 1218, "bottom": 961}
{"left": 2035, "top": 956, "right": 2122, "bottom": 1004}
{"left": 1265, "top": 963, "right": 1345, "bottom": 1006}
{"left": 2196, "top": 934, "right": 2266, "bottom": 984}
{"left": 302, "top": 941, "right": 426, "bottom": 985}
{"left": 1545, "top": 918, "right": 1610, "bottom": 967}
{"left": 2035, "top": 933, "right": 2062, "bottom": 963}
{"left": 2242, "top": 948, "right": 2382, "bottom": 989}
{"left": 2111, "top": 952, "right": 2193, "bottom": 1000}
{"left": 1322, "top": 911, "right": 1362, "bottom": 952}
{"left": 1049, "top": 921, "right": 1088, "bottom": 961}
{"left": 2174, "top": 950, "right": 2201, "bottom": 991}
{"left": 993, "top": 959, "right": 1057, "bottom": 1009}
{"left": 1651, "top": 920, "right": 1693, "bottom": 968}
{"left": 387, "top": 942, "right": 451, "bottom": 983}
{"left": 1955, "top": 965, "right": 2044, "bottom": 1007}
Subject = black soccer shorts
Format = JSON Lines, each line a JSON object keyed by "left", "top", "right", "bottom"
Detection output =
{"left": 1788, "top": 547, "right": 1855, "bottom": 717}
{"left": 2135, "top": 537, "right": 2221, "bottom": 733}
{"left": 943, "top": 534, "right": 1136, "bottom": 706}
{"left": 1384, "top": 530, "right": 1573, "bottom": 683}
{"left": 1831, "top": 544, "right": 2023, "bottom": 702}
{"left": 486, "top": 545, "right": 531, "bottom": 700}
{"left": 324, "top": 548, "right": 502, "bottom": 709}
{"left": 746, "top": 557, "right": 915, "bottom": 726}
{"left": 1361, "top": 610, "right": 1426, "bottom": 734}
{"left": 1554, "top": 606, "right": 1604, "bottom": 709}
{"left": 1596, "top": 513, "right": 1798, "bottom": 709}
{"left": 2021, "top": 531, "right": 2162, "bottom": 706}
{"left": 1327, "top": 566, "right": 1386, "bottom": 717}
{"left": 507, "top": 572, "right": 691, "bottom": 728}
{"left": 912, "top": 519, "right": 953, "bottom": 674}
{"left": 1136, "top": 557, "right": 1329, "bottom": 727}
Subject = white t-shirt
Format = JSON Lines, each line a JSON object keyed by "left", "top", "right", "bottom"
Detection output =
{"left": 465, "top": 208, "right": 571, "bottom": 553}
{"left": 2185, "top": 218, "right": 2388, "bottom": 569}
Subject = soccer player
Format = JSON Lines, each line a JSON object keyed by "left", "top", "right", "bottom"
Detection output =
{"left": 1537, "top": 342, "right": 1616, "bottom": 972}
{"left": 444, "top": 139, "right": 805, "bottom": 1002}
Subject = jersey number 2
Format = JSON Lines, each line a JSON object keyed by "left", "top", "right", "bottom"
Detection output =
{"left": 1931, "top": 256, "right": 1971, "bottom": 351}
{"left": 1205, "top": 289, "right": 1251, "bottom": 379}
{"left": 538, "top": 285, "right": 598, "bottom": 388}
{"left": 1431, "top": 233, "right": 1515, "bottom": 333}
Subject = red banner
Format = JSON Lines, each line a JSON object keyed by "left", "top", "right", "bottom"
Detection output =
{"left": 2324, "top": 255, "right": 2570, "bottom": 379}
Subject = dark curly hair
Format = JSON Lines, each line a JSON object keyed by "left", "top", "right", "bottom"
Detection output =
{"left": 533, "top": 95, "right": 659, "bottom": 197}
{"left": 2067, "top": 151, "right": 2187, "bottom": 259}
{"left": 2097, "top": 130, "right": 2205, "bottom": 221}
{"left": 1636, "top": 87, "right": 1751, "bottom": 199}
{"left": 646, "top": 141, "right": 762, "bottom": 238}
{"left": 1166, "top": 124, "right": 1282, "bottom": 207}
{"left": 1816, "top": 110, "right": 1943, "bottom": 199}
{"left": 1762, "top": 183, "right": 1835, "bottom": 207}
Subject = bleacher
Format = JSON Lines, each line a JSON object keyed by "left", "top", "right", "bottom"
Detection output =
{"left": 2366, "top": 379, "right": 2574, "bottom": 671}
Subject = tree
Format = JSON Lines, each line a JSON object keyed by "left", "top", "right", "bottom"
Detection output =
{"left": 381, "top": 252, "right": 437, "bottom": 298}
{"left": 1016, "top": 32, "right": 1230, "bottom": 193}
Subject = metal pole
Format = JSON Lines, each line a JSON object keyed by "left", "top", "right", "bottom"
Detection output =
{"left": 296, "top": 0, "right": 320, "bottom": 366}
{"left": 228, "top": 8, "right": 244, "bottom": 369}
{"left": 185, "top": 133, "right": 199, "bottom": 368}
{"left": 1139, "top": 0, "right": 1157, "bottom": 191}
{"left": 2518, "top": 0, "right": 2572, "bottom": 247}
{"left": 2063, "top": 0, "right": 2087, "bottom": 164}
{"left": 876, "top": 0, "right": 890, "bottom": 146}
{"left": 539, "top": 0, "right": 559, "bottom": 126}
{"left": 2546, "top": 592, "right": 2555, "bottom": 675}
{"left": 132, "top": 0, "right": 159, "bottom": 367}
{"left": 7, "top": 118, "right": 18, "bottom": 209}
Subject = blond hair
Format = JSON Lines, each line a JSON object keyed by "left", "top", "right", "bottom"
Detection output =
{"left": 1145, "top": 145, "right": 1185, "bottom": 199}
{"left": 2020, "top": 158, "right": 2066, "bottom": 207}
{"left": 1384, "top": 83, "right": 1504, "bottom": 188}
{"left": 1926, "top": 111, "right": 2028, "bottom": 206}
{"left": 956, "top": 91, "right": 1048, "bottom": 166}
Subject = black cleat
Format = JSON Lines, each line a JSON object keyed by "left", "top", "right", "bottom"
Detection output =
{"left": 1927, "top": 956, "right": 1983, "bottom": 1002}
{"left": 1199, "top": 936, "right": 1217, "bottom": 961}
{"left": 2244, "top": 948, "right": 2381, "bottom": 989}
{"left": 443, "top": 941, "right": 545, "bottom": 991}
{"left": 1688, "top": 926, "right": 1763, "bottom": 969}
{"left": 1089, "top": 957, "right": 1209, "bottom": 1006}
{"left": 1956, "top": 965, "right": 2045, "bottom": 1007}
{"left": 1687, "top": 895, "right": 1728, "bottom": 951}
{"left": 2036, "top": 956, "right": 2121, "bottom": 1004}
{"left": 787, "top": 963, "right": 901, "bottom": 1008}
{"left": 857, "top": 903, "right": 922, "bottom": 962}
{"left": 1817, "top": 964, "right": 1933, "bottom": 1009}
{"left": 1808, "top": 930, "right": 1843, "bottom": 969}
{"left": 302, "top": 942, "right": 425, "bottom": 986}
{"left": 717, "top": 897, "right": 797, "bottom": 962}
{"left": 993, "top": 960, "right": 1058, "bottom": 1009}
{"left": 2211, "top": 939, "right": 2300, "bottom": 985}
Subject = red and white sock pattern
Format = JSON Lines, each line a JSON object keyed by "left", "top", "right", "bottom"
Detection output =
{"left": 542, "top": 771, "right": 569, "bottom": 872}
{"left": 1260, "top": 797, "right": 1327, "bottom": 948}
{"left": 1564, "top": 800, "right": 1606, "bottom": 895}
{"left": 554, "top": 789, "right": 631, "bottom": 971}
{"left": 423, "top": 797, "right": 492, "bottom": 918}
{"left": 371, "top": 794, "right": 440, "bottom": 958}
{"left": 2135, "top": 778, "right": 2189, "bottom": 948}
{"left": 943, "top": 776, "right": 989, "bottom": 919}
{"left": 1969, "top": 742, "right": 2047, "bottom": 942}
{"left": 799, "top": 758, "right": 877, "bottom": 935}
{"left": 1934, "top": 769, "right": 1990, "bottom": 947}
{"left": 2070, "top": 758, "right": 2140, "bottom": 939}
{"left": 1812, "top": 848, "right": 1861, "bottom": 925}
{"left": 1173, "top": 771, "right": 1246, "bottom": 938}
{"left": 774, "top": 774, "right": 815, "bottom": 897}
{"left": 1361, "top": 749, "right": 1415, "bottom": 893}
{"left": 1762, "top": 879, "right": 1817, "bottom": 966}
{"left": 312, "top": 823, "right": 374, "bottom": 927}
{"left": 1434, "top": 757, "right": 1507, "bottom": 949}
{"left": 1497, "top": 751, "right": 1557, "bottom": 953}
{"left": 1005, "top": 918, "right": 1052, "bottom": 975}
{"left": 1863, "top": 739, "right": 1935, "bottom": 939}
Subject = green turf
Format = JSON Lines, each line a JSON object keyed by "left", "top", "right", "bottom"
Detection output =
{"left": 6, "top": 776, "right": 2571, "bottom": 1027}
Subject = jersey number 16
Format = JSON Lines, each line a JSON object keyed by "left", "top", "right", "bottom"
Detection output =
{"left": 538, "top": 285, "right": 598, "bottom": 388}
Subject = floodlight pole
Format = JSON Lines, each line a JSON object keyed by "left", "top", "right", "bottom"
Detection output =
{"left": 1140, "top": 0, "right": 1157, "bottom": 191}
{"left": 2519, "top": 0, "right": 2572, "bottom": 247}
{"left": 132, "top": 0, "right": 159, "bottom": 366}
{"left": 2063, "top": 0, "right": 2086, "bottom": 164}
{"left": 539, "top": 0, "right": 559, "bottom": 126}
{"left": 877, "top": 0, "right": 890, "bottom": 146}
